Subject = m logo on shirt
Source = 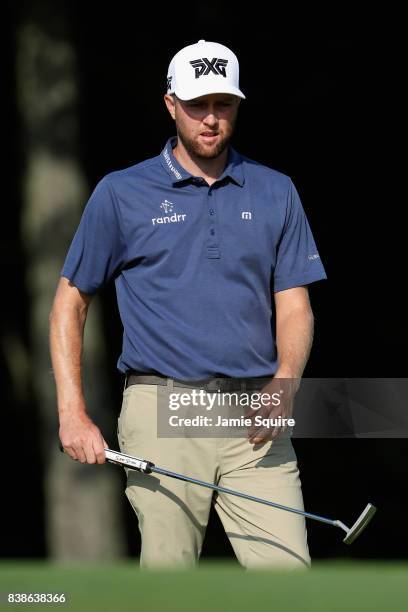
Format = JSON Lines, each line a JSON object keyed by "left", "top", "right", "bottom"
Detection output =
{"left": 190, "top": 58, "right": 228, "bottom": 79}
{"left": 152, "top": 200, "right": 187, "bottom": 226}
{"left": 241, "top": 211, "right": 252, "bottom": 220}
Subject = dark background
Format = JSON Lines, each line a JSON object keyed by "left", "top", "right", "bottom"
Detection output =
{"left": 3, "top": 2, "right": 405, "bottom": 562}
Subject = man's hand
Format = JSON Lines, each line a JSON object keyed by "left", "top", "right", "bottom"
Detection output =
{"left": 245, "top": 377, "right": 299, "bottom": 445}
{"left": 59, "top": 411, "right": 108, "bottom": 464}
{"left": 245, "top": 285, "right": 314, "bottom": 445}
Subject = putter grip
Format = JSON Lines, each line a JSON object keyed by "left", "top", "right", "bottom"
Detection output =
{"left": 59, "top": 444, "right": 154, "bottom": 474}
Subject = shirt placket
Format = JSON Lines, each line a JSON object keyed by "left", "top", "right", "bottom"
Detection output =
{"left": 205, "top": 183, "right": 220, "bottom": 259}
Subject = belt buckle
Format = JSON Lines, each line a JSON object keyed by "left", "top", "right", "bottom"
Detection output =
{"left": 205, "top": 378, "right": 225, "bottom": 393}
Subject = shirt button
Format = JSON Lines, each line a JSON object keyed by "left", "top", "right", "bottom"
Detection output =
{"left": 209, "top": 209, "right": 215, "bottom": 215}
{"left": 210, "top": 229, "right": 215, "bottom": 235}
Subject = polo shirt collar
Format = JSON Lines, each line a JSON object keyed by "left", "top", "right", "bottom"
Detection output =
{"left": 160, "top": 136, "right": 245, "bottom": 187}
{"left": 219, "top": 144, "right": 245, "bottom": 187}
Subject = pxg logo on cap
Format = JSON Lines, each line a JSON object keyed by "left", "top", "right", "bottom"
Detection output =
{"left": 190, "top": 58, "right": 229, "bottom": 79}
{"left": 166, "top": 40, "right": 246, "bottom": 101}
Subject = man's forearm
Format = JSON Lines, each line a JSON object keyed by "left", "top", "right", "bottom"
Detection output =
{"left": 49, "top": 279, "right": 106, "bottom": 463}
{"left": 49, "top": 303, "right": 88, "bottom": 418}
{"left": 274, "top": 306, "right": 314, "bottom": 384}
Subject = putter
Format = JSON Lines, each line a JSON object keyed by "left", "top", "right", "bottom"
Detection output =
{"left": 60, "top": 445, "right": 376, "bottom": 545}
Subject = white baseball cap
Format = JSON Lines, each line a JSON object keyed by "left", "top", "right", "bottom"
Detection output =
{"left": 166, "top": 40, "right": 246, "bottom": 101}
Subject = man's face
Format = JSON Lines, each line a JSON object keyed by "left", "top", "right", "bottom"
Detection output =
{"left": 164, "top": 93, "right": 241, "bottom": 160}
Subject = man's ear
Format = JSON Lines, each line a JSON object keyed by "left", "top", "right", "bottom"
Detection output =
{"left": 164, "top": 94, "right": 176, "bottom": 121}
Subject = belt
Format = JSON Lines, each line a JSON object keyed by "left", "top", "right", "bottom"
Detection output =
{"left": 124, "top": 372, "right": 273, "bottom": 392}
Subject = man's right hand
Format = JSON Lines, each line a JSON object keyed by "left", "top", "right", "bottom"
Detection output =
{"left": 59, "top": 411, "right": 108, "bottom": 464}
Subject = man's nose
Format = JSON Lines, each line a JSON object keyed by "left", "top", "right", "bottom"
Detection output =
{"left": 203, "top": 111, "right": 218, "bottom": 125}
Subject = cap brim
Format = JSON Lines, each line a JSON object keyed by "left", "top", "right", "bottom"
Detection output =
{"left": 174, "top": 85, "right": 246, "bottom": 101}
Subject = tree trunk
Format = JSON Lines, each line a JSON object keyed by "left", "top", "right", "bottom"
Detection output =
{"left": 16, "top": 3, "right": 126, "bottom": 560}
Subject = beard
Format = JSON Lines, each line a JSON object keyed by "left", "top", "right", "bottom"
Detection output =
{"left": 176, "top": 120, "right": 236, "bottom": 160}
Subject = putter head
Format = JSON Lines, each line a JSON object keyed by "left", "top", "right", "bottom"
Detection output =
{"left": 342, "top": 503, "right": 377, "bottom": 545}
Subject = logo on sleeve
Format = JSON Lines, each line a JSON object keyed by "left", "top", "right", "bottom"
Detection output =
{"left": 152, "top": 200, "right": 187, "bottom": 226}
{"left": 308, "top": 254, "right": 320, "bottom": 261}
{"left": 190, "top": 58, "right": 228, "bottom": 79}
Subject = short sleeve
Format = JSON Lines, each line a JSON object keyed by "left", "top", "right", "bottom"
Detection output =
{"left": 273, "top": 180, "right": 327, "bottom": 292}
{"left": 60, "top": 177, "right": 126, "bottom": 294}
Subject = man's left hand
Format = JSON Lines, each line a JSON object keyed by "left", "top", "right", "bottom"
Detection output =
{"left": 245, "top": 376, "right": 299, "bottom": 445}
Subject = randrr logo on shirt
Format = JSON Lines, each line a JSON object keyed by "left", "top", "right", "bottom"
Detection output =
{"left": 152, "top": 200, "right": 187, "bottom": 226}
{"left": 160, "top": 200, "right": 173, "bottom": 213}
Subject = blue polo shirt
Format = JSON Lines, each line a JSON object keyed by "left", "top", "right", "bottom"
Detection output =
{"left": 61, "top": 136, "right": 327, "bottom": 379}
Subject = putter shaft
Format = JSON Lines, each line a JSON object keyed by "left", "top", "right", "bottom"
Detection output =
{"left": 60, "top": 445, "right": 376, "bottom": 544}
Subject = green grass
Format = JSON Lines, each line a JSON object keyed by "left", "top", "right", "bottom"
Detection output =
{"left": 1, "top": 560, "right": 407, "bottom": 612}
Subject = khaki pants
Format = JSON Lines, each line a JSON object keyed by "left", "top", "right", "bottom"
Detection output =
{"left": 117, "top": 381, "right": 311, "bottom": 570}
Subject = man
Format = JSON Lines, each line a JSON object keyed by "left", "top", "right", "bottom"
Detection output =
{"left": 50, "top": 40, "right": 327, "bottom": 569}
